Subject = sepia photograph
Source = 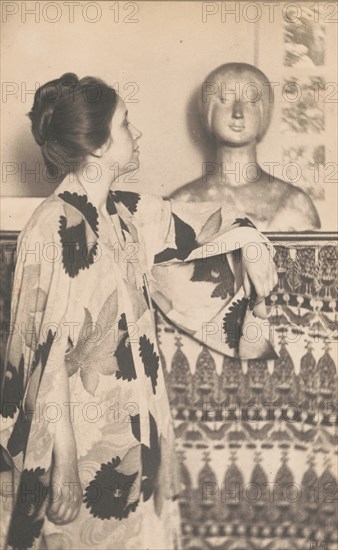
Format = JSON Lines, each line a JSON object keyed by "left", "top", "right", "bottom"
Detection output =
{"left": 1, "top": 2, "right": 337, "bottom": 549}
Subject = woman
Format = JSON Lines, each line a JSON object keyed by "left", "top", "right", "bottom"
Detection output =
{"left": 0, "top": 73, "right": 277, "bottom": 550}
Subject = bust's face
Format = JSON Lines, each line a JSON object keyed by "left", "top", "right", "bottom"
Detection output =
{"left": 204, "top": 70, "right": 265, "bottom": 146}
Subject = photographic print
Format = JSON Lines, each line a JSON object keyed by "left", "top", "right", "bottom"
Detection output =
{"left": 1, "top": 2, "right": 337, "bottom": 550}
{"left": 284, "top": 3, "right": 326, "bottom": 67}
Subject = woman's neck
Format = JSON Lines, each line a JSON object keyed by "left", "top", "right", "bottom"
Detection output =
{"left": 214, "top": 142, "right": 258, "bottom": 187}
{"left": 76, "top": 171, "right": 113, "bottom": 213}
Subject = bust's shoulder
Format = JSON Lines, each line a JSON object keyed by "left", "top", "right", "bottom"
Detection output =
{"left": 267, "top": 176, "right": 316, "bottom": 205}
{"left": 168, "top": 178, "right": 208, "bottom": 202}
{"left": 258, "top": 172, "right": 312, "bottom": 200}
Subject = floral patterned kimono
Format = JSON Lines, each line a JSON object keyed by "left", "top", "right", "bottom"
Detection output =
{"left": 0, "top": 174, "right": 277, "bottom": 550}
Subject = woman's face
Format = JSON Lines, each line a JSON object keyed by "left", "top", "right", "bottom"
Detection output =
{"left": 206, "top": 72, "right": 263, "bottom": 146}
{"left": 102, "top": 95, "right": 142, "bottom": 177}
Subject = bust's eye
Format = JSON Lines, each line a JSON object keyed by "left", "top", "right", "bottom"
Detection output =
{"left": 123, "top": 119, "right": 130, "bottom": 128}
{"left": 220, "top": 95, "right": 231, "bottom": 104}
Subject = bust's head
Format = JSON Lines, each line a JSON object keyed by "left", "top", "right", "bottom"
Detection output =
{"left": 200, "top": 62, "right": 273, "bottom": 146}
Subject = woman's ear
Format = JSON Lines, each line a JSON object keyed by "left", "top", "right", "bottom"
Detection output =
{"left": 91, "top": 136, "right": 112, "bottom": 158}
{"left": 89, "top": 146, "right": 104, "bottom": 159}
{"left": 87, "top": 133, "right": 113, "bottom": 160}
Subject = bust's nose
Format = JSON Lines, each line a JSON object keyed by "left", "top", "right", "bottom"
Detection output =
{"left": 232, "top": 100, "right": 244, "bottom": 119}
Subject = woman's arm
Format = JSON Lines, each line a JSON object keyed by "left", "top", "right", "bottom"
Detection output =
{"left": 125, "top": 193, "right": 277, "bottom": 359}
{"left": 0, "top": 202, "right": 82, "bottom": 525}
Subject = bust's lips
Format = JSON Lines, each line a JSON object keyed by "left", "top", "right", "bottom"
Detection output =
{"left": 229, "top": 125, "right": 245, "bottom": 132}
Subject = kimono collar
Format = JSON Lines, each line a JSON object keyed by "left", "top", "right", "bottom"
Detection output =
{"left": 55, "top": 173, "right": 140, "bottom": 246}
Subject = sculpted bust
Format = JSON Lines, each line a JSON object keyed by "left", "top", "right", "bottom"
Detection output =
{"left": 170, "top": 63, "right": 321, "bottom": 231}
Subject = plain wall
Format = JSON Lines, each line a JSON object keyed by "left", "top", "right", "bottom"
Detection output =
{"left": 2, "top": 2, "right": 336, "bottom": 230}
{"left": 1, "top": 1, "right": 256, "bottom": 197}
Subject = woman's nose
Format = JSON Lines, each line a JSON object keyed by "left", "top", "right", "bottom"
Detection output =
{"left": 132, "top": 125, "right": 142, "bottom": 139}
{"left": 232, "top": 100, "right": 244, "bottom": 119}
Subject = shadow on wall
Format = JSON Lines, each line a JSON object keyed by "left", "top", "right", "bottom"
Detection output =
{"left": 5, "top": 125, "right": 57, "bottom": 198}
{"left": 7, "top": 89, "right": 215, "bottom": 199}
{"left": 185, "top": 85, "right": 216, "bottom": 164}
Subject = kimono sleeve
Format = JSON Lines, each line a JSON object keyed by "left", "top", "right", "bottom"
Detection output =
{"left": 0, "top": 201, "right": 73, "bottom": 473}
{"left": 134, "top": 194, "right": 277, "bottom": 360}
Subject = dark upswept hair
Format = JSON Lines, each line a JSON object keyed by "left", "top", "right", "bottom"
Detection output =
{"left": 28, "top": 73, "right": 118, "bottom": 182}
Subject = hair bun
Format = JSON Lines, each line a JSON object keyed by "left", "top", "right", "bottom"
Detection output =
{"left": 28, "top": 72, "right": 79, "bottom": 146}
{"left": 59, "top": 72, "right": 79, "bottom": 87}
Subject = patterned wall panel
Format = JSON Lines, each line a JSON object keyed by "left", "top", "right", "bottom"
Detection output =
{"left": 156, "top": 236, "right": 338, "bottom": 550}
{"left": 1, "top": 233, "right": 337, "bottom": 550}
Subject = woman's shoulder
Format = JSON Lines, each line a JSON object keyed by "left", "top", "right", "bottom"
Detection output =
{"left": 111, "top": 190, "right": 170, "bottom": 228}
{"left": 136, "top": 192, "right": 169, "bottom": 216}
{"left": 112, "top": 190, "right": 167, "bottom": 213}
{"left": 18, "top": 193, "right": 66, "bottom": 245}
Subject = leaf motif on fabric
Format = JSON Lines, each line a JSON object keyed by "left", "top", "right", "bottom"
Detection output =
{"left": 9, "top": 379, "right": 49, "bottom": 461}
{"left": 115, "top": 444, "right": 141, "bottom": 476}
{"left": 80, "top": 368, "right": 100, "bottom": 398}
{"left": 128, "top": 412, "right": 161, "bottom": 502}
{"left": 197, "top": 207, "right": 222, "bottom": 242}
{"left": 190, "top": 255, "right": 235, "bottom": 300}
{"left": 83, "top": 457, "right": 139, "bottom": 520}
{"left": 81, "top": 333, "right": 118, "bottom": 382}
{"left": 154, "top": 213, "right": 198, "bottom": 263}
{"left": 124, "top": 262, "right": 148, "bottom": 320}
{"left": 96, "top": 290, "right": 119, "bottom": 340}
{"left": 232, "top": 217, "right": 257, "bottom": 229}
{"left": 145, "top": 413, "right": 160, "bottom": 469}
{"left": 119, "top": 216, "right": 130, "bottom": 235}
{"left": 114, "top": 333, "right": 137, "bottom": 382}
{"left": 65, "top": 307, "right": 92, "bottom": 377}
{"left": 7, "top": 467, "right": 48, "bottom": 550}
{"left": 26, "top": 287, "right": 47, "bottom": 315}
{"left": 58, "top": 191, "right": 99, "bottom": 236}
{"left": 125, "top": 220, "right": 139, "bottom": 243}
{"left": 6, "top": 331, "right": 23, "bottom": 383}
{"left": 1, "top": 355, "right": 25, "bottom": 418}
{"left": 142, "top": 284, "right": 150, "bottom": 309}
{"left": 140, "top": 412, "right": 161, "bottom": 501}
{"left": 17, "top": 265, "right": 47, "bottom": 349}
{"left": 141, "top": 477, "right": 153, "bottom": 502}
{"left": 118, "top": 313, "right": 128, "bottom": 331}
{"left": 222, "top": 297, "right": 248, "bottom": 351}
{"left": 153, "top": 434, "right": 166, "bottom": 517}
{"left": 7, "top": 408, "right": 33, "bottom": 458}
{"left": 130, "top": 413, "right": 141, "bottom": 442}
{"left": 0, "top": 447, "right": 12, "bottom": 472}
{"left": 65, "top": 292, "right": 119, "bottom": 395}
{"left": 62, "top": 202, "right": 83, "bottom": 228}
{"left": 106, "top": 192, "right": 118, "bottom": 215}
{"left": 31, "top": 329, "right": 55, "bottom": 377}
{"left": 138, "top": 335, "right": 159, "bottom": 394}
{"left": 109, "top": 190, "right": 141, "bottom": 214}
{"left": 23, "top": 286, "right": 47, "bottom": 348}
{"left": 172, "top": 214, "right": 198, "bottom": 259}
{"left": 58, "top": 216, "right": 98, "bottom": 278}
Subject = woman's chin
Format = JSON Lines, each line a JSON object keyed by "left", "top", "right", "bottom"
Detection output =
{"left": 122, "top": 158, "right": 140, "bottom": 178}
{"left": 132, "top": 153, "right": 140, "bottom": 168}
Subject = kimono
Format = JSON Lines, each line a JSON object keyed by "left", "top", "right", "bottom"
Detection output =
{"left": 0, "top": 173, "right": 277, "bottom": 550}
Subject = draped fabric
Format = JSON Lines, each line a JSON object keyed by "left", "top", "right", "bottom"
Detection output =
{"left": 0, "top": 174, "right": 277, "bottom": 550}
